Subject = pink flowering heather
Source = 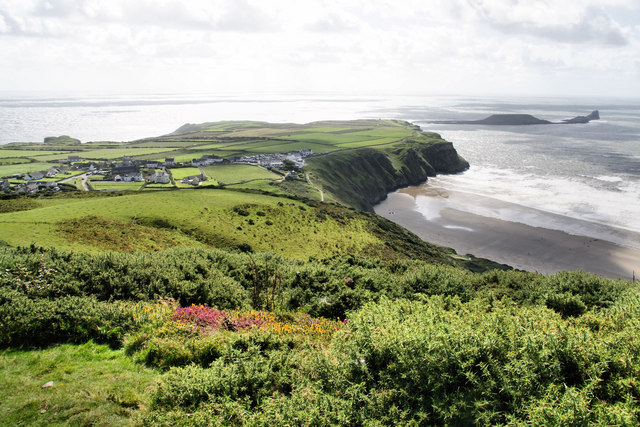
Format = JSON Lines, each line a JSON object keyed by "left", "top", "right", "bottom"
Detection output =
{"left": 171, "top": 305, "right": 227, "bottom": 328}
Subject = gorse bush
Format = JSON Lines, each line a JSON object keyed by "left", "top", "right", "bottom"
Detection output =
{"left": 146, "top": 292, "right": 640, "bottom": 425}
{"left": 0, "top": 288, "right": 174, "bottom": 348}
{"left": 1, "top": 245, "right": 639, "bottom": 424}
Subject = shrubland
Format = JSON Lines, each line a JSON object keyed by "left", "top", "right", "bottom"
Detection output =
{"left": 1, "top": 243, "right": 638, "bottom": 425}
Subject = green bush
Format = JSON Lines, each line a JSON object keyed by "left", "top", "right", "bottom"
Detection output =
{"left": 0, "top": 288, "right": 171, "bottom": 348}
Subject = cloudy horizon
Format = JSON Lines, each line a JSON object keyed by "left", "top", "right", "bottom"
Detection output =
{"left": 1, "top": 0, "right": 639, "bottom": 98}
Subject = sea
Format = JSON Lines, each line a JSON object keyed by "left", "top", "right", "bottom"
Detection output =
{"left": 2, "top": 92, "right": 639, "bottom": 250}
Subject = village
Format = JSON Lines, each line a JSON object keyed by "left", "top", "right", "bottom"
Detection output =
{"left": 1, "top": 148, "right": 313, "bottom": 194}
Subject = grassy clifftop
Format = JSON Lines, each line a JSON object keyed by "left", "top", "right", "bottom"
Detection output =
{"left": 307, "top": 133, "right": 469, "bottom": 211}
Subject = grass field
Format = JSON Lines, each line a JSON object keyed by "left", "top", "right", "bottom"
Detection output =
{"left": 201, "top": 164, "right": 281, "bottom": 184}
{"left": 36, "top": 147, "right": 178, "bottom": 161}
{"left": 169, "top": 167, "right": 203, "bottom": 180}
{"left": 0, "top": 149, "right": 65, "bottom": 158}
{"left": 0, "top": 162, "right": 55, "bottom": 178}
{"left": 90, "top": 182, "right": 144, "bottom": 191}
{"left": 0, "top": 189, "right": 397, "bottom": 259}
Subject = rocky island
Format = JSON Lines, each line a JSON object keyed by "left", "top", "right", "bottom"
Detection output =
{"left": 431, "top": 110, "right": 599, "bottom": 125}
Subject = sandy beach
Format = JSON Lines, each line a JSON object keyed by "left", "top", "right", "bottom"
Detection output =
{"left": 374, "top": 185, "right": 640, "bottom": 280}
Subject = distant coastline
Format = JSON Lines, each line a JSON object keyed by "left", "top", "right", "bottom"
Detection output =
{"left": 430, "top": 110, "right": 600, "bottom": 125}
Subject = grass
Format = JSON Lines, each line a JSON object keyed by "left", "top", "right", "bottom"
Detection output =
{"left": 226, "top": 180, "right": 289, "bottom": 194}
{"left": 36, "top": 148, "right": 178, "bottom": 161}
{"left": 0, "top": 189, "right": 447, "bottom": 261}
{"left": 169, "top": 167, "right": 203, "bottom": 180}
{"left": 0, "top": 149, "right": 64, "bottom": 158}
{"left": 0, "top": 162, "right": 57, "bottom": 178}
{"left": 201, "top": 164, "right": 281, "bottom": 184}
{"left": 90, "top": 182, "right": 144, "bottom": 191}
{"left": 0, "top": 342, "right": 156, "bottom": 426}
{"left": 0, "top": 157, "right": 32, "bottom": 165}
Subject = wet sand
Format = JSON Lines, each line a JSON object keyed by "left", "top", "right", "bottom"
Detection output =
{"left": 374, "top": 186, "right": 640, "bottom": 280}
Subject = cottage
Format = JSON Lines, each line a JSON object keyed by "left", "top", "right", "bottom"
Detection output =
{"left": 165, "top": 157, "right": 176, "bottom": 166}
{"left": 112, "top": 165, "right": 139, "bottom": 175}
{"left": 23, "top": 171, "right": 46, "bottom": 181}
{"left": 181, "top": 174, "right": 205, "bottom": 186}
{"left": 300, "top": 148, "right": 313, "bottom": 157}
{"left": 148, "top": 171, "right": 170, "bottom": 184}
{"left": 67, "top": 155, "right": 82, "bottom": 163}
{"left": 0, "top": 179, "right": 10, "bottom": 190}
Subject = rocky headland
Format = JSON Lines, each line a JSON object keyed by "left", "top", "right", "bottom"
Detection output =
{"left": 431, "top": 110, "right": 599, "bottom": 125}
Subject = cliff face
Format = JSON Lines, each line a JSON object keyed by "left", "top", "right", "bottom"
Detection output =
{"left": 307, "top": 138, "right": 468, "bottom": 211}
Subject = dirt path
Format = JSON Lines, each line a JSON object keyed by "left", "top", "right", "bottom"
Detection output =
{"left": 305, "top": 173, "right": 324, "bottom": 202}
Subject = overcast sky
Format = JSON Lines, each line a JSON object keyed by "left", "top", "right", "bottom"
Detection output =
{"left": 1, "top": 0, "right": 639, "bottom": 97}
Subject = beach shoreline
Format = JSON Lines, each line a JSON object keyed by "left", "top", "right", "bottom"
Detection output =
{"left": 374, "top": 186, "right": 640, "bottom": 280}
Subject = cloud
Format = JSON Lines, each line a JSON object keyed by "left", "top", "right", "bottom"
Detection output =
{"left": 468, "top": 0, "right": 629, "bottom": 46}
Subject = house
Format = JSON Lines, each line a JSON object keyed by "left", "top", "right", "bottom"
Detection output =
{"left": 181, "top": 174, "right": 206, "bottom": 186}
{"left": 23, "top": 171, "right": 46, "bottom": 181}
{"left": 300, "top": 148, "right": 313, "bottom": 157}
{"left": 112, "top": 165, "right": 140, "bottom": 175}
{"left": 24, "top": 183, "right": 39, "bottom": 193}
{"left": 148, "top": 171, "right": 170, "bottom": 184}
{"left": 122, "top": 156, "right": 135, "bottom": 165}
{"left": 46, "top": 167, "right": 60, "bottom": 177}
{"left": 67, "top": 155, "right": 82, "bottom": 163}
{"left": 165, "top": 157, "right": 176, "bottom": 166}
{"left": 145, "top": 161, "right": 161, "bottom": 169}
{"left": 191, "top": 155, "right": 223, "bottom": 166}
{"left": 36, "top": 181, "right": 59, "bottom": 190}
{"left": 0, "top": 179, "right": 10, "bottom": 190}
{"left": 114, "top": 172, "right": 143, "bottom": 182}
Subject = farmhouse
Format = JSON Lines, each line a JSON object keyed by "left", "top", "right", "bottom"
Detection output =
{"left": 114, "top": 172, "right": 143, "bottom": 182}
{"left": 181, "top": 174, "right": 206, "bottom": 186}
{"left": 0, "top": 179, "right": 10, "bottom": 190}
{"left": 23, "top": 171, "right": 46, "bottom": 181}
{"left": 191, "top": 155, "right": 223, "bottom": 166}
{"left": 148, "top": 171, "right": 171, "bottom": 184}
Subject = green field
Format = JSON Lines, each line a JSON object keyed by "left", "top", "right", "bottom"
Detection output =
{"left": 90, "top": 182, "right": 144, "bottom": 191}
{"left": 201, "top": 164, "right": 281, "bottom": 184}
{"left": 169, "top": 167, "right": 202, "bottom": 180}
{"left": 0, "top": 162, "right": 56, "bottom": 178}
{"left": 36, "top": 147, "right": 178, "bottom": 161}
{"left": 0, "top": 149, "right": 65, "bottom": 158}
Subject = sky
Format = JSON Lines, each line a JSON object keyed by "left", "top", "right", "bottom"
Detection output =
{"left": 1, "top": 0, "right": 639, "bottom": 97}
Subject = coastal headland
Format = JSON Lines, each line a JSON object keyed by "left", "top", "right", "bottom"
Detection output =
{"left": 430, "top": 110, "right": 600, "bottom": 125}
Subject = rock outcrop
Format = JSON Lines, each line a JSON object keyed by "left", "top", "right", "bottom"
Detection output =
{"left": 431, "top": 110, "right": 600, "bottom": 126}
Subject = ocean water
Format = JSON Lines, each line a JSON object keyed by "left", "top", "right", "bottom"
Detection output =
{"left": 408, "top": 100, "right": 640, "bottom": 249}
{"left": 1, "top": 92, "right": 638, "bottom": 248}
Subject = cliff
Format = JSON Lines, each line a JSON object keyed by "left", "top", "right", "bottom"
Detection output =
{"left": 306, "top": 135, "right": 468, "bottom": 211}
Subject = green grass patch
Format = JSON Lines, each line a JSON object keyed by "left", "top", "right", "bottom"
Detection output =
{"left": 201, "top": 164, "right": 280, "bottom": 184}
{"left": 36, "top": 148, "right": 178, "bottom": 161}
{"left": 91, "top": 182, "right": 143, "bottom": 191}
{"left": 169, "top": 167, "right": 202, "bottom": 180}
{"left": 337, "top": 137, "right": 405, "bottom": 148}
{"left": 0, "top": 157, "right": 32, "bottom": 165}
{"left": 0, "top": 162, "right": 56, "bottom": 178}
{"left": 0, "top": 342, "right": 156, "bottom": 426}
{"left": 0, "top": 149, "right": 64, "bottom": 158}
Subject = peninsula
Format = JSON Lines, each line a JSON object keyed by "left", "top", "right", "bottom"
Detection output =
{"left": 431, "top": 110, "right": 599, "bottom": 125}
